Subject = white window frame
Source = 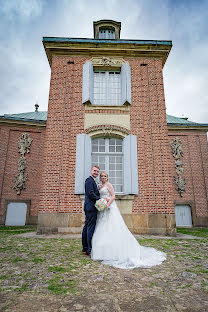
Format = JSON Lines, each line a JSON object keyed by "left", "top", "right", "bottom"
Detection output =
{"left": 91, "top": 138, "right": 123, "bottom": 193}
{"left": 93, "top": 70, "right": 121, "bottom": 106}
{"left": 82, "top": 61, "right": 131, "bottom": 106}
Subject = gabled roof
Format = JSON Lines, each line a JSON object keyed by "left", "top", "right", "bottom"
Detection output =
{"left": 0, "top": 111, "right": 207, "bottom": 129}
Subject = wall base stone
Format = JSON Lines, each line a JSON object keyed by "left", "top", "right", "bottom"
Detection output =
{"left": 194, "top": 216, "right": 208, "bottom": 227}
{"left": 37, "top": 212, "right": 177, "bottom": 235}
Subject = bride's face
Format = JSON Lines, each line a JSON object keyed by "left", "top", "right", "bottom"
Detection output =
{"left": 100, "top": 173, "right": 108, "bottom": 183}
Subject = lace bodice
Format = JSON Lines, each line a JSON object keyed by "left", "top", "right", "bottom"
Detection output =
{"left": 99, "top": 186, "right": 111, "bottom": 199}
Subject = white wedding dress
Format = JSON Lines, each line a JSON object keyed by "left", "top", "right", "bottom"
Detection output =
{"left": 91, "top": 186, "right": 166, "bottom": 269}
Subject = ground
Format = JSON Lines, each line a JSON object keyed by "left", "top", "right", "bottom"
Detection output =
{"left": 0, "top": 226, "right": 208, "bottom": 312}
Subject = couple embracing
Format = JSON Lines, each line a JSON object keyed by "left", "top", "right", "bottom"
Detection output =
{"left": 82, "top": 165, "right": 166, "bottom": 269}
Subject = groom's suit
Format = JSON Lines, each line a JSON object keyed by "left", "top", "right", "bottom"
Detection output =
{"left": 82, "top": 176, "right": 100, "bottom": 254}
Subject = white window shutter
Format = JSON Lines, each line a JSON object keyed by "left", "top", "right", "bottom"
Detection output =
{"left": 123, "top": 134, "right": 138, "bottom": 195}
{"left": 82, "top": 61, "right": 93, "bottom": 104}
{"left": 75, "top": 134, "right": 91, "bottom": 194}
{"left": 121, "top": 62, "right": 131, "bottom": 105}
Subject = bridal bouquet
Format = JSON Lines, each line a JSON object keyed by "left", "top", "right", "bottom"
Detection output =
{"left": 95, "top": 198, "right": 108, "bottom": 211}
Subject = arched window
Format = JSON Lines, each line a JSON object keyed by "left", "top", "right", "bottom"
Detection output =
{"left": 91, "top": 138, "right": 123, "bottom": 193}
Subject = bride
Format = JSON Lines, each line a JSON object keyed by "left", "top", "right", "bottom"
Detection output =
{"left": 91, "top": 171, "right": 166, "bottom": 269}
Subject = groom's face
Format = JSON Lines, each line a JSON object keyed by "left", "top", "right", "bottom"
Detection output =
{"left": 91, "top": 167, "right": 100, "bottom": 178}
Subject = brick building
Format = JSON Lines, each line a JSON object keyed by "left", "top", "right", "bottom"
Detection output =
{"left": 0, "top": 20, "right": 208, "bottom": 234}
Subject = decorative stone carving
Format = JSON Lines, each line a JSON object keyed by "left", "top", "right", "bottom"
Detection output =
{"left": 85, "top": 124, "right": 130, "bottom": 137}
{"left": 170, "top": 137, "right": 186, "bottom": 197}
{"left": 174, "top": 175, "right": 186, "bottom": 196}
{"left": 13, "top": 171, "right": 28, "bottom": 195}
{"left": 13, "top": 133, "right": 32, "bottom": 195}
{"left": 18, "top": 133, "right": 33, "bottom": 155}
{"left": 91, "top": 57, "right": 125, "bottom": 67}
{"left": 18, "top": 156, "right": 27, "bottom": 172}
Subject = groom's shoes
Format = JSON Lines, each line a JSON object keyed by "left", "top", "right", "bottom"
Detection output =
{"left": 82, "top": 250, "right": 91, "bottom": 256}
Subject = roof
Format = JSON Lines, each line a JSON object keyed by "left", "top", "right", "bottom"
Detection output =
{"left": 0, "top": 111, "right": 208, "bottom": 128}
{"left": 0, "top": 111, "right": 47, "bottom": 123}
{"left": 43, "top": 37, "right": 172, "bottom": 46}
{"left": 166, "top": 114, "right": 206, "bottom": 126}
{"left": 42, "top": 37, "right": 172, "bottom": 68}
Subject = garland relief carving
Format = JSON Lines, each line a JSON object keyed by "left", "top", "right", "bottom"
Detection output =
{"left": 170, "top": 137, "right": 186, "bottom": 197}
{"left": 13, "top": 133, "right": 32, "bottom": 195}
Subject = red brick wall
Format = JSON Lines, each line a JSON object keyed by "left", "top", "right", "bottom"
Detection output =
{"left": 168, "top": 131, "right": 208, "bottom": 219}
{"left": 0, "top": 125, "right": 45, "bottom": 222}
{"left": 39, "top": 55, "right": 175, "bottom": 216}
{"left": 128, "top": 58, "right": 175, "bottom": 215}
{"left": 39, "top": 56, "right": 87, "bottom": 214}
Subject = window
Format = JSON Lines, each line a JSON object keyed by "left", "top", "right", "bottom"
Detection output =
{"left": 99, "top": 29, "right": 115, "bottom": 39}
{"left": 82, "top": 61, "right": 131, "bottom": 106}
{"left": 91, "top": 138, "right": 123, "bottom": 193}
{"left": 75, "top": 133, "right": 138, "bottom": 195}
{"left": 93, "top": 71, "right": 121, "bottom": 105}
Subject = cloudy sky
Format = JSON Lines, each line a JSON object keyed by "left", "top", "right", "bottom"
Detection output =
{"left": 0, "top": 0, "right": 207, "bottom": 123}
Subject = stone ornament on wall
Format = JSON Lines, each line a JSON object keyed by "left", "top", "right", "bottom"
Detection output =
{"left": 13, "top": 133, "right": 32, "bottom": 195}
{"left": 85, "top": 124, "right": 130, "bottom": 137}
{"left": 170, "top": 137, "right": 186, "bottom": 197}
{"left": 91, "top": 57, "right": 125, "bottom": 67}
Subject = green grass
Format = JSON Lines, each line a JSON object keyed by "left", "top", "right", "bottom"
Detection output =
{"left": 0, "top": 225, "right": 36, "bottom": 231}
{"left": 47, "top": 274, "right": 77, "bottom": 294}
{"left": 32, "top": 257, "right": 45, "bottom": 264}
{"left": 12, "top": 257, "right": 24, "bottom": 263}
{"left": 177, "top": 227, "right": 208, "bottom": 238}
{"left": 0, "top": 275, "right": 9, "bottom": 280}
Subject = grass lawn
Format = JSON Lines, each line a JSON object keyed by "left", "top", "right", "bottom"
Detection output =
{"left": 177, "top": 227, "right": 208, "bottom": 238}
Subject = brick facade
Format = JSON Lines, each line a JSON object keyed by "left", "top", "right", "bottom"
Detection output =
{"left": 0, "top": 118, "right": 207, "bottom": 230}
{"left": 0, "top": 125, "right": 45, "bottom": 224}
{"left": 168, "top": 131, "right": 208, "bottom": 226}
{"left": 0, "top": 21, "right": 207, "bottom": 233}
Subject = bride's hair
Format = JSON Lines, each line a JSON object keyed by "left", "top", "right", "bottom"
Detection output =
{"left": 100, "top": 171, "right": 108, "bottom": 181}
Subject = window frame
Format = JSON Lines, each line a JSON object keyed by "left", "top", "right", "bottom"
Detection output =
{"left": 93, "top": 70, "right": 121, "bottom": 106}
{"left": 82, "top": 61, "right": 131, "bottom": 106}
{"left": 75, "top": 133, "right": 138, "bottom": 195}
{"left": 99, "top": 29, "right": 115, "bottom": 39}
{"left": 91, "top": 137, "right": 123, "bottom": 194}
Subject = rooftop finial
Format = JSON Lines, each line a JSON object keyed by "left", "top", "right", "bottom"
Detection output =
{"left": 35, "top": 103, "right": 39, "bottom": 112}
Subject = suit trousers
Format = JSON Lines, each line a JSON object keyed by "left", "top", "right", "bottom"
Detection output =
{"left": 82, "top": 210, "right": 97, "bottom": 254}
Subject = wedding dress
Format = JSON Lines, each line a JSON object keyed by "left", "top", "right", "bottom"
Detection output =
{"left": 91, "top": 186, "right": 166, "bottom": 269}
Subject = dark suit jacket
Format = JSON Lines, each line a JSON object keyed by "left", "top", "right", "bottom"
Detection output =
{"left": 84, "top": 176, "right": 100, "bottom": 212}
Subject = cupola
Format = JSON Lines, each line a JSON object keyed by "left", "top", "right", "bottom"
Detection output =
{"left": 93, "top": 20, "right": 121, "bottom": 39}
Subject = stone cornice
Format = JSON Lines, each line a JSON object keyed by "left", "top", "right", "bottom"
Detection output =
{"left": 0, "top": 119, "right": 46, "bottom": 128}
{"left": 42, "top": 38, "right": 172, "bottom": 68}
{"left": 167, "top": 125, "right": 208, "bottom": 131}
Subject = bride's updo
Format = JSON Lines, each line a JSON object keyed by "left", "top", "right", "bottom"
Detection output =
{"left": 100, "top": 171, "right": 108, "bottom": 181}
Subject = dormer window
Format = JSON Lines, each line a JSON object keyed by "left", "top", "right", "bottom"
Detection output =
{"left": 99, "top": 29, "right": 115, "bottom": 39}
{"left": 94, "top": 20, "right": 121, "bottom": 39}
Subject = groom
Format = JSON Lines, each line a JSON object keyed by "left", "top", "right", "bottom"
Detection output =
{"left": 82, "top": 165, "right": 100, "bottom": 256}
